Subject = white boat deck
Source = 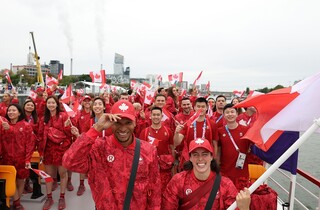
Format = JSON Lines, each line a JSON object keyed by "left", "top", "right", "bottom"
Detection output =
{"left": 20, "top": 177, "right": 95, "bottom": 210}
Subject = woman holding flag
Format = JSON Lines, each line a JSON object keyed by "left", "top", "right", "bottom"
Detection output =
{"left": 38, "top": 96, "right": 72, "bottom": 210}
{"left": 0, "top": 104, "right": 35, "bottom": 210}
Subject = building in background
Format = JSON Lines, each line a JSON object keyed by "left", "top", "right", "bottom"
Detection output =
{"left": 106, "top": 53, "right": 130, "bottom": 84}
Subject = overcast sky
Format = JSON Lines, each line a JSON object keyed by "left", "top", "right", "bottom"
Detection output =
{"left": 1, "top": 0, "right": 320, "bottom": 91}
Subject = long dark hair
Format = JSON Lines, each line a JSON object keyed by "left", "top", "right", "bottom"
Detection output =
{"left": 5, "top": 104, "right": 25, "bottom": 123}
{"left": 44, "top": 96, "right": 61, "bottom": 123}
{"left": 91, "top": 97, "right": 106, "bottom": 118}
{"left": 23, "top": 99, "right": 38, "bottom": 123}
{"left": 183, "top": 159, "right": 220, "bottom": 174}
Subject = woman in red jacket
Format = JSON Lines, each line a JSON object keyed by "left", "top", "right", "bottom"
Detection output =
{"left": 165, "top": 87, "right": 180, "bottom": 115}
{"left": 162, "top": 138, "right": 251, "bottom": 210}
{"left": 38, "top": 96, "right": 72, "bottom": 210}
{"left": 1, "top": 104, "right": 35, "bottom": 210}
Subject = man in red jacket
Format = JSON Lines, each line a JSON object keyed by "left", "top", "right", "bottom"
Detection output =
{"left": 63, "top": 100, "right": 161, "bottom": 210}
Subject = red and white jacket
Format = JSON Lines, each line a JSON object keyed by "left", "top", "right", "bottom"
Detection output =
{"left": 62, "top": 128, "right": 162, "bottom": 210}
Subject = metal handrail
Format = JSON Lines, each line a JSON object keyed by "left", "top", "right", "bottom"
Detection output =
{"left": 268, "top": 167, "right": 320, "bottom": 210}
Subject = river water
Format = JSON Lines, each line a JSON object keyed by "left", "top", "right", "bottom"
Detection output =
{"left": 269, "top": 132, "right": 320, "bottom": 210}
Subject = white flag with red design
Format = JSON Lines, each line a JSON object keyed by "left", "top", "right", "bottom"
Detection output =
{"left": 156, "top": 75, "right": 162, "bottom": 82}
{"left": 4, "top": 70, "right": 12, "bottom": 84}
{"left": 147, "top": 136, "right": 160, "bottom": 146}
{"left": 185, "top": 109, "right": 203, "bottom": 127}
{"left": 144, "top": 89, "right": 155, "bottom": 105}
{"left": 62, "top": 102, "right": 76, "bottom": 117}
{"left": 30, "top": 168, "right": 53, "bottom": 183}
{"left": 46, "top": 74, "right": 59, "bottom": 87}
{"left": 168, "top": 72, "right": 183, "bottom": 84}
{"left": 206, "top": 81, "right": 210, "bottom": 91}
{"left": 162, "top": 109, "right": 171, "bottom": 122}
{"left": 90, "top": 70, "right": 106, "bottom": 84}
{"left": 233, "top": 90, "right": 245, "bottom": 98}
{"left": 247, "top": 90, "right": 264, "bottom": 98}
{"left": 179, "top": 88, "right": 187, "bottom": 97}
{"left": 28, "top": 90, "right": 37, "bottom": 100}
{"left": 58, "top": 69, "right": 63, "bottom": 80}
{"left": 207, "top": 101, "right": 214, "bottom": 118}
{"left": 60, "top": 85, "right": 74, "bottom": 103}
{"left": 137, "top": 82, "right": 151, "bottom": 96}
{"left": 130, "top": 80, "right": 138, "bottom": 90}
{"left": 76, "top": 89, "right": 84, "bottom": 95}
{"left": 193, "top": 71, "right": 203, "bottom": 87}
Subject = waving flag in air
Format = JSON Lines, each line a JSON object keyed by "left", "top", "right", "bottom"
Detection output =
{"left": 60, "top": 84, "right": 74, "bottom": 104}
{"left": 90, "top": 70, "right": 106, "bottom": 87}
{"left": 30, "top": 168, "right": 53, "bottom": 183}
{"left": 205, "top": 81, "right": 210, "bottom": 91}
{"left": 235, "top": 72, "right": 320, "bottom": 151}
{"left": 246, "top": 90, "right": 264, "bottom": 98}
{"left": 185, "top": 109, "right": 203, "bottom": 127}
{"left": 168, "top": 72, "right": 183, "bottom": 85}
{"left": 4, "top": 70, "right": 13, "bottom": 85}
{"left": 28, "top": 90, "right": 38, "bottom": 100}
{"left": 62, "top": 102, "right": 76, "bottom": 117}
{"left": 144, "top": 89, "right": 156, "bottom": 105}
{"left": 192, "top": 71, "right": 203, "bottom": 87}
{"left": 233, "top": 90, "right": 245, "bottom": 98}
{"left": 45, "top": 74, "right": 59, "bottom": 87}
{"left": 156, "top": 75, "right": 162, "bottom": 82}
{"left": 58, "top": 69, "right": 63, "bottom": 80}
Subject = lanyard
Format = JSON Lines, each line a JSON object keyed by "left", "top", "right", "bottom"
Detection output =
{"left": 225, "top": 125, "right": 240, "bottom": 152}
{"left": 215, "top": 114, "right": 223, "bottom": 123}
{"left": 194, "top": 118, "right": 207, "bottom": 140}
{"left": 28, "top": 116, "right": 33, "bottom": 123}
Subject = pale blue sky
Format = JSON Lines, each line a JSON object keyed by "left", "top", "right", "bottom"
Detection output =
{"left": 1, "top": 0, "right": 320, "bottom": 91}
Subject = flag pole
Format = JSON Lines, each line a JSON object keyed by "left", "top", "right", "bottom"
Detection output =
{"left": 227, "top": 117, "right": 320, "bottom": 210}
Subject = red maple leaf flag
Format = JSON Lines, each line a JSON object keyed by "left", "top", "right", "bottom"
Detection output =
{"left": 45, "top": 74, "right": 59, "bottom": 86}
{"left": 58, "top": 69, "right": 63, "bottom": 80}
{"left": 30, "top": 168, "right": 54, "bottom": 183}
{"left": 60, "top": 85, "right": 74, "bottom": 104}
{"left": 4, "top": 70, "right": 12, "bottom": 84}
{"left": 206, "top": 81, "right": 210, "bottom": 91}
{"left": 62, "top": 102, "right": 76, "bottom": 117}
{"left": 193, "top": 71, "right": 203, "bottom": 87}
{"left": 28, "top": 90, "right": 37, "bottom": 100}
{"left": 130, "top": 80, "right": 137, "bottom": 90}
{"left": 179, "top": 88, "right": 187, "bottom": 97}
{"left": 168, "top": 72, "right": 183, "bottom": 84}
{"left": 247, "top": 90, "right": 264, "bottom": 98}
{"left": 233, "top": 90, "right": 245, "bottom": 98}
{"left": 90, "top": 70, "right": 106, "bottom": 84}
{"left": 235, "top": 72, "right": 320, "bottom": 151}
{"left": 144, "top": 89, "right": 156, "bottom": 105}
{"left": 156, "top": 75, "right": 162, "bottom": 82}
{"left": 185, "top": 108, "right": 203, "bottom": 127}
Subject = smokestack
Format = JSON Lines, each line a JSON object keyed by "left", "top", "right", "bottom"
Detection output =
{"left": 70, "top": 58, "right": 73, "bottom": 75}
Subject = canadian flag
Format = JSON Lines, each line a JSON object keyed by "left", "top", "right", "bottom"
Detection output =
{"left": 90, "top": 70, "right": 106, "bottom": 84}
{"left": 207, "top": 101, "right": 214, "bottom": 118}
{"left": 168, "top": 72, "right": 183, "bottom": 84}
{"left": 76, "top": 89, "right": 84, "bottom": 95}
{"left": 206, "top": 81, "right": 210, "bottom": 91}
{"left": 72, "top": 99, "right": 81, "bottom": 113}
{"left": 193, "top": 71, "right": 203, "bottom": 87}
{"left": 28, "top": 90, "right": 37, "bottom": 100}
{"left": 179, "top": 88, "right": 187, "bottom": 97}
{"left": 62, "top": 102, "right": 76, "bottom": 117}
{"left": 161, "top": 109, "right": 171, "bottom": 122}
{"left": 100, "top": 83, "right": 110, "bottom": 91}
{"left": 144, "top": 89, "right": 155, "bottom": 105}
{"left": 185, "top": 109, "right": 203, "bottom": 127}
{"left": 4, "top": 70, "right": 12, "bottom": 84}
{"left": 30, "top": 168, "right": 53, "bottom": 183}
{"left": 247, "top": 90, "right": 264, "bottom": 99}
{"left": 60, "top": 85, "right": 74, "bottom": 104}
{"left": 58, "top": 69, "right": 63, "bottom": 80}
{"left": 233, "top": 90, "right": 245, "bottom": 98}
{"left": 156, "top": 75, "right": 162, "bottom": 82}
{"left": 130, "top": 80, "right": 137, "bottom": 90}
{"left": 137, "top": 82, "right": 151, "bottom": 96}
{"left": 235, "top": 72, "right": 320, "bottom": 151}
{"left": 46, "top": 74, "right": 59, "bottom": 87}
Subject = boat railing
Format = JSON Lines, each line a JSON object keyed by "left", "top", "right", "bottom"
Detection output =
{"left": 268, "top": 167, "right": 320, "bottom": 210}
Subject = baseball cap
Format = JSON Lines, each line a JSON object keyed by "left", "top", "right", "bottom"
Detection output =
{"left": 82, "top": 95, "right": 92, "bottom": 101}
{"left": 111, "top": 100, "right": 136, "bottom": 121}
{"left": 189, "top": 138, "right": 213, "bottom": 154}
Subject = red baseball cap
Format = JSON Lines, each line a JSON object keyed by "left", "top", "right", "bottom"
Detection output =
{"left": 82, "top": 95, "right": 92, "bottom": 101}
{"left": 189, "top": 138, "right": 213, "bottom": 154}
{"left": 111, "top": 100, "right": 136, "bottom": 121}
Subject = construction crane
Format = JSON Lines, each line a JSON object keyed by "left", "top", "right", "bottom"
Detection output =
{"left": 30, "top": 32, "right": 44, "bottom": 86}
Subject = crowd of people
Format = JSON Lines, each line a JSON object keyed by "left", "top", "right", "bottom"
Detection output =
{"left": 0, "top": 85, "right": 259, "bottom": 210}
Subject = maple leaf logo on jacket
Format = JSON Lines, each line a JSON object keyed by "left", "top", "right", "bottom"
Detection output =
{"left": 119, "top": 103, "right": 129, "bottom": 112}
